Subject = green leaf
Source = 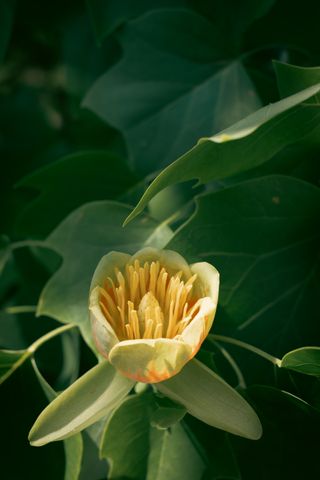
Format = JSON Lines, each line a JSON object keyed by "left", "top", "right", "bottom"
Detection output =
{"left": 281, "top": 347, "right": 320, "bottom": 376}
{"left": 0, "top": 0, "right": 15, "bottom": 63}
{"left": 84, "top": 9, "right": 261, "bottom": 174}
{"left": 147, "top": 422, "right": 206, "bottom": 480}
{"left": 125, "top": 83, "right": 320, "bottom": 224}
{"left": 168, "top": 176, "right": 320, "bottom": 352}
{"left": 157, "top": 359, "right": 262, "bottom": 440}
{"left": 15, "top": 151, "right": 138, "bottom": 238}
{"left": 37, "top": 201, "right": 172, "bottom": 348}
{"left": 0, "top": 235, "right": 11, "bottom": 275}
{"left": 0, "top": 349, "right": 29, "bottom": 385}
{"left": 86, "top": 0, "right": 186, "bottom": 42}
{"left": 29, "top": 361, "right": 134, "bottom": 446}
{"left": 150, "top": 405, "right": 186, "bottom": 430}
{"left": 274, "top": 61, "right": 320, "bottom": 103}
{"left": 31, "top": 358, "right": 83, "bottom": 480}
{"left": 100, "top": 392, "right": 155, "bottom": 479}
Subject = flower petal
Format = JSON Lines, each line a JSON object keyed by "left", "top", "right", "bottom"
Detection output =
{"left": 109, "top": 338, "right": 192, "bottom": 383}
{"left": 179, "top": 297, "right": 215, "bottom": 355}
{"left": 89, "top": 286, "right": 119, "bottom": 357}
{"left": 190, "top": 262, "right": 220, "bottom": 302}
{"left": 90, "top": 251, "right": 131, "bottom": 290}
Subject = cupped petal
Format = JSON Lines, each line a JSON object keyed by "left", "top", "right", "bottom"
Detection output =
{"left": 109, "top": 338, "right": 192, "bottom": 383}
{"left": 90, "top": 251, "right": 131, "bottom": 291}
{"left": 130, "top": 247, "right": 193, "bottom": 279}
{"left": 179, "top": 297, "right": 216, "bottom": 355}
{"left": 89, "top": 286, "right": 119, "bottom": 358}
{"left": 190, "top": 262, "right": 220, "bottom": 302}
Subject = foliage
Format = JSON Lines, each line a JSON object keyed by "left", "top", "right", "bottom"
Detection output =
{"left": 1, "top": 1, "right": 320, "bottom": 479}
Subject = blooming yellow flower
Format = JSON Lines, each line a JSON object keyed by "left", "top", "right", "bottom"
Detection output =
{"left": 89, "top": 247, "right": 219, "bottom": 383}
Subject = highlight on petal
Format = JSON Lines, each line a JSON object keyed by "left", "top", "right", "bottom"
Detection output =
{"left": 89, "top": 247, "right": 220, "bottom": 382}
{"left": 29, "top": 361, "right": 134, "bottom": 446}
{"left": 157, "top": 359, "right": 262, "bottom": 440}
{"left": 109, "top": 338, "right": 192, "bottom": 383}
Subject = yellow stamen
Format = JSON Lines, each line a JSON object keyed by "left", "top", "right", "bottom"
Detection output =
{"left": 99, "top": 261, "right": 201, "bottom": 340}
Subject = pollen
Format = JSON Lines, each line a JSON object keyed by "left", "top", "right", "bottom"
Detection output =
{"left": 99, "top": 260, "right": 200, "bottom": 340}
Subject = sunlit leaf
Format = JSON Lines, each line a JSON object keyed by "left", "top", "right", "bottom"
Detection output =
{"left": 281, "top": 347, "right": 320, "bottom": 376}
{"left": 37, "top": 201, "right": 172, "bottom": 348}
{"left": 125, "top": 83, "right": 320, "bottom": 223}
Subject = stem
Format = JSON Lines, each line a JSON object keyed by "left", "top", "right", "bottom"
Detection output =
{"left": 4, "top": 305, "right": 37, "bottom": 314}
{"left": 28, "top": 324, "right": 77, "bottom": 354}
{"left": 214, "top": 342, "right": 246, "bottom": 389}
{"left": 208, "top": 334, "right": 282, "bottom": 367}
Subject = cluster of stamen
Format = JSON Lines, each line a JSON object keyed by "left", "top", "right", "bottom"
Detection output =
{"left": 99, "top": 260, "right": 200, "bottom": 340}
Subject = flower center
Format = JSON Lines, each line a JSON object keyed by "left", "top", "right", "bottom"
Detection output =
{"left": 99, "top": 259, "right": 201, "bottom": 340}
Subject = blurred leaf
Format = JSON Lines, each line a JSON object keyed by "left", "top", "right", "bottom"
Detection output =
{"left": 0, "top": 0, "right": 15, "bottom": 62}
{"left": 86, "top": 0, "right": 186, "bottom": 42}
{"left": 274, "top": 61, "right": 320, "bottom": 103}
{"left": 37, "top": 201, "right": 172, "bottom": 348}
{"left": 0, "top": 235, "right": 11, "bottom": 274}
{"left": 29, "top": 360, "right": 134, "bottom": 446}
{"left": 147, "top": 422, "right": 206, "bottom": 480}
{"left": 158, "top": 359, "right": 262, "bottom": 439}
{"left": 125, "top": 83, "right": 320, "bottom": 223}
{"left": 0, "top": 348, "right": 28, "bottom": 384}
{"left": 15, "top": 151, "right": 138, "bottom": 238}
{"left": 281, "top": 347, "right": 320, "bottom": 376}
{"left": 84, "top": 10, "right": 261, "bottom": 174}
{"left": 100, "top": 392, "right": 155, "bottom": 479}
{"left": 168, "top": 176, "right": 320, "bottom": 354}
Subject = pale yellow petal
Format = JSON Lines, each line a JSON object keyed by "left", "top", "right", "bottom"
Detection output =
{"left": 130, "top": 247, "right": 193, "bottom": 280}
{"left": 109, "top": 338, "right": 192, "bottom": 383}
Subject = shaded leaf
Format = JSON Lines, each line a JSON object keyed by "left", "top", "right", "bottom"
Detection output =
{"left": 125, "top": 83, "right": 320, "bottom": 224}
{"left": 281, "top": 347, "right": 320, "bottom": 376}
{"left": 158, "top": 359, "right": 262, "bottom": 440}
{"left": 0, "top": 349, "right": 29, "bottom": 385}
{"left": 168, "top": 176, "right": 320, "bottom": 354}
{"left": 29, "top": 361, "right": 134, "bottom": 446}
{"left": 147, "top": 422, "right": 206, "bottom": 480}
{"left": 84, "top": 10, "right": 261, "bottom": 174}
{"left": 15, "top": 151, "right": 138, "bottom": 238}
{"left": 37, "top": 201, "right": 172, "bottom": 348}
{"left": 100, "top": 392, "right": 155, "bottom": 479}
{"left": 150, "top": 405, "right": 186, "bottom": 430}
{"left": 0, "top": 0, "right": 15, "bottom": 63}
{"left": 274, "top": 61, "right": 320, "bottom": 103}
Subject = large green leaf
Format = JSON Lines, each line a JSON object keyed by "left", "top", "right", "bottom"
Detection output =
{"left": 84, "top": 9, "right": 261, "bottom": 174}
{"left": 125, "top": 83, "right": 320, "bottom": 224}
{"left": 15, "top": 151, "right": 138, "bottom": 238}
{"left": 147, "top": 422, "right": 206, "bottom": 480}
{"left": 37, "top": 201, "right": 172, "bottom": 348}
{"left": 86, "top": 0, "right": 186, "bottom": 42}
{"left": 100, "top": 392, "right": 155, "bottom": 479}
{"left": 157, "top": 359, "right": 262, "bottom": 440}
{"left": 29, "top": 361, "right": 134, "bottom": 446}
{"left": 274, "top": 62, "right": 320, "bottom": 103}
{"left": 168, "top": 176, "right": 320, "bottom": 353}
{"left": 281, "top": 347, "right": 320, "bottom": 376}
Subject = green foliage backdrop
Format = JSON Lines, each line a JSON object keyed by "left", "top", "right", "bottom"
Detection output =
{"left": 1, "top": 1, "right": 320, "bottom": 479}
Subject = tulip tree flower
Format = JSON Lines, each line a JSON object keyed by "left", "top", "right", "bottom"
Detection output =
{"left": 29, "top": 248, "right": 262, "bottom": 446}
